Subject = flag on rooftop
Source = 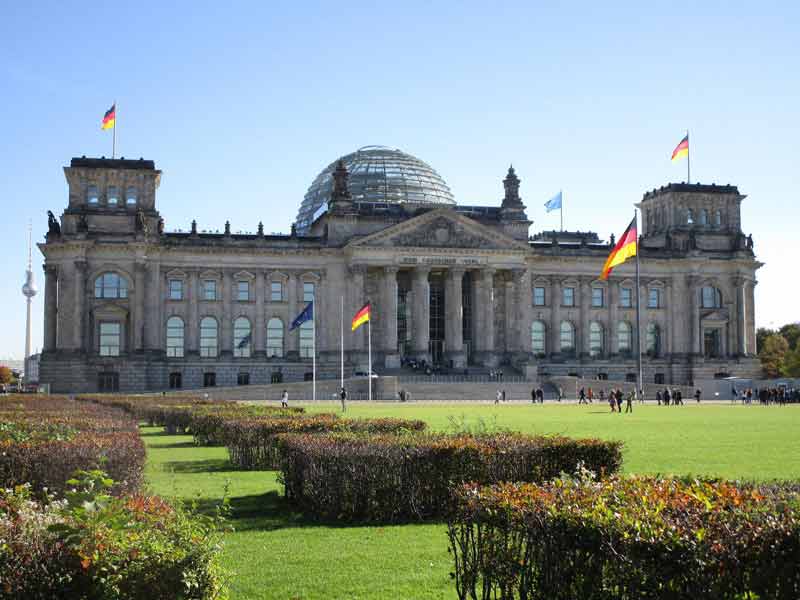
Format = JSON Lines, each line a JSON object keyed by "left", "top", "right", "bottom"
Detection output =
{"left": 290, "top": 302, "right": 314, "bottom": 331}
{"left": 351, "top": 302, "right": 370, "bottom": 331}
{"left": 671, "top": 134, "right": 689, "bottom": 162}
{"left": 101, "top": 104, "right": 116, "bottom": 130}
{"left": 600, "top": 216, "right": 637, "bottom": 280}
{"left": 544, "top": 191, "right": 562, "bottom": 212}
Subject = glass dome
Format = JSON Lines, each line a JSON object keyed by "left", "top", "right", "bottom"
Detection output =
{"left": 295, "top": 146, "right": 455, "bottom": 232}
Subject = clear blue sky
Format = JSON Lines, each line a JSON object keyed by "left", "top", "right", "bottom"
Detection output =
{"left": 1, "top": 1, "right": 798, "bottom": 359}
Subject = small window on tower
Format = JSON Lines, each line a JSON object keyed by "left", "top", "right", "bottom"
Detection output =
{"left": 87, "top": 185, "right": 99, "bottom": 205}
{"left": 126, "top": 187, "right": 137, "bottom": 206}
{"left": 107, "top": 186, "right": 119, "bottom": 206}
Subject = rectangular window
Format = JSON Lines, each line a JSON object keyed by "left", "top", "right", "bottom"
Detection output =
{"left": 237, "top": 372, "right": 250, "bottom": 386}
{"left": 99, "top": 322, "right": 121, "bottom": 356}
{"left": 203, "top": 280, "right": 217, "bottom": 301}
{"left": 533, "top": 286, "right": 545, "bottom": 306}
{"left": 203, "top": 372, "right": 216, "bottom": 387}
{"left": 271, "top": 281, "right": 283, "bottom": 301}
{"left": 107, "top": 186, "right": 119, "bottom": 206}
{"left": 648, "top": 288, "right": 661, "bottom": 308}
{"left": 169, "top": 279, "right": 183, "bottom": 300}
{"left": 620, "top": 287, "right": 632, "bottom": 308}
{"left": 303, "top": 282, "right": 315, "bottom": 303}
{"left": 592, "top": 287, "right": 604, "bottom": 308}
{"left": 562, "top": 287, "right": 575, "bottom": 307}
{"left": 169, "top": 372, "right": 182, "bottom": 389}
{"left": 237, "top": 280, "right": 250, "bottom": 301}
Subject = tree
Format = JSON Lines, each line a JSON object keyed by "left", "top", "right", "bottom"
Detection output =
{"left": 0, "top": 366, "right": 12, "bottom": 384}
{"left": 779, "top": 323, "right": 800, "bottom": 352}
{"left": 783, "top": 340, "right": 800, "bottom": 378}
{"left": 759, "top": 334, "right": 789, "bottom": 378}
{"left": 756, "top": 327, "right": 775, "bottom": 354}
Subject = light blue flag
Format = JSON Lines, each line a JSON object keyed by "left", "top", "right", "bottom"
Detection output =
{"left": 544, "top": 191, "right": 562, "bottom": 212}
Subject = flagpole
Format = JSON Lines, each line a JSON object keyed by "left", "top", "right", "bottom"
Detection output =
{"left": 634, "top": 209, "right": 643, "bottom": 401}
{"left": 112, "top": 100, "right": 117, "bottom": 159}
{"left": 340, "top": 295, "right": 344, "bottom": 393}
{"left": 312, "top": 302, "right": 316, "bottom": 402}
{"left": 686, "top": 130, "right": 690, "bottom": 184}
{"left": 368, "top": 315, "right": 372, "bottom": 402}
{"left": 560, "top": 190, "right": 564, "bottom": 231}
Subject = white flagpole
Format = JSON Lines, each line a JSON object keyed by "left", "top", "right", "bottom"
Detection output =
{"left": 340, "top": 295, "right": 344, "bottom": 392}
{"left": 312, "top": 303, "right": 316, "bottom": 402}
{"left": 112, "top": 100, "right": 117, "bottom": 159}
{"left": 686, "top": 130, "right": 691, "bottom": 184}
{"left": 368, "top": 312, "right": 372, "bottom": 402}
{"left": 560, "top": 190, "right": 563, "bottom": 231}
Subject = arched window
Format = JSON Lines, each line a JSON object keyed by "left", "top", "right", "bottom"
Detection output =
{"left": 87, "top": 185, "right": 99, "bottom": 205}
{"left": 266, "top": 318, "right": 284, "bottom": 358}
{"left": 618, "top": 322, "right": 632, "bottom": 353}
{"left": 714, "top": 209, "right": 722, "bottom": 226}
{"left": 531, "top": 321, "right": 546, "bottom": 355}
{"left": 94, "top": 272, "right": 128, "bottom": 298}
{"left": 166, "top": 316, "right": 184, "bottom": 358}
{"left": 646, "top": 323, "right": 661, "bottom": 356}
{"left": 107, "top": 186, "right": 119, "bottom": 206}
{"left": 701, "top": 286, "right": 722, "bottom": 308}
{"left": 299, "top": 320, "right": 314, "bottom": 358}
{"left": 589, "top": 322, "right": 604, "bottom": 357}
{"left": 200, "top": 317, "right": 218, "bottom": 357}
{"left": 233, "top": 317, "right": 251, "bottom": 358}
{"left": 126, "top": 187, "right": 137, "bottom": 206}
{"left": 699, "top": 209, "right": 709, "bottom": 225}
{"left": 687, "top": 208, "right": 694, "bottom": 224}
{"left": 559, "top": 321, "right": 575, "bottom": 354}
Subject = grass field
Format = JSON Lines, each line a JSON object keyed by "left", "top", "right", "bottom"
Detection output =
{"left": 143, "top": 402, "right": 800, "bottom": 600}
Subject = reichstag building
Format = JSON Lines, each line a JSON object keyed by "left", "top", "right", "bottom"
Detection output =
{"left": 39, "top": 146, "right": 761, "bottom": 392}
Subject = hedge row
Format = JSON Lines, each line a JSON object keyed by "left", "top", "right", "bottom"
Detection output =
{"left": 448, "top": 474, "right": 800, "bottom": 600}
{"left": 0, "top": 471, "right": 227, "bottom": 600}
{"left": 0, "top": 395, "right": 145, "bottom": 495}
{"left": 277, "top": 433, "right": 623, "bottom": 522}
{"left": 225, "top": 416, "right": 427, "bottom": 470}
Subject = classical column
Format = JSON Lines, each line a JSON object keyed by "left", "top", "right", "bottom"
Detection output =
{"left": 43, "top": 264, "right": 58, "bottom": 351}
{"left": 254, "top": 270, "right": 265, "bottom": 356}
{"left": 445, "top": 268, "right": 465, "bottom": 367}
{"left": 514, "top": 268, "right": 533, "bottom": 355}
{"left": 504, "top": 274, "right": 514, "bottom": 352}
{"left": 579, "top": 277, "right": 590, "bottom": 358}
{"left": 475, "top": 269, "right": 496, "bottom": 361}
{"left": 382, "top": 267, "right": 399, "bottom": 361}
{"left": 665, "top": 279, "right": 674, "bottom": 355}
{"left": 134, "top": 262, "right": 146, "bottom": 351}
{"left": 550, "top": 278, "right": 561, "bottom": 356}
{"left": 221, "top": 269, "right": 232, "bottom": 355}
{"left": 411, "top": 267, "right": 430, "bottom": 359}
{"left": 188, "top": 270, "right": 199, "bottom": 353}
{"left": 746, "top": 280, "right": 757, "bottom": 355}
{"left": 74, "top": 260, "right": 87, "bottom": 352}
{"left": 145, "top": 262, "right": 160, "bottom": 351}
{"left": 688, "top": 275, "right": 700, "bottom": 355}
{"left": 608, "top": 280, "right": 617, "bottom": 354}
{"left": 734, "top": 277, "right": 746, "bottom": 356}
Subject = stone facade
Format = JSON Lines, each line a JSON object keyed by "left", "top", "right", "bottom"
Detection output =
{"left": 39, "top": 157, "right": 762, "bottom": 393}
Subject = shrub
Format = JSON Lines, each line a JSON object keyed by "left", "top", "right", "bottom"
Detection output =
{"left": 277, "top": 433, "right": 622, "bottom": 522}
{"left": 447, "top": 474, "right": 800, "bottom": 600}
{"left": 224, "top": 416, "right": 427, "bottom": 470}
{"left": 0, "top": 471, "right": 228, "bottom": 600}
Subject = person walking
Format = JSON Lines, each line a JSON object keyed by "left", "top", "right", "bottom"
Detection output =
{"left": 625, "top": 390, "right": 634, "bottom": 413}
{"left": 675, "top": 390, "right": 683, "bottom": 406}
{"left": 616, "top": 389, "right": 624, "bottom": 413}
{"left": 340, "top": 387, "right": 347, "bottom": 412}
{"left": 694, "top": 388, "right": 701, "bottom": 403}
{"left": 281, "top": 389, "right": 289, "bottom": 408}
{"left": 495, "top": 389, "right": 501, "bottom": 405}
{"left": 502, "top": 389, "right": 507, "bottom": 402}
{"left": 587, "top": 388, "right": 594, "bottom": 403}
{"left": 656, "top": 390, "right": 662, "bottom": 405}
{"left": 558, "top": 387, "right": 563, "bottom": 402}
{"left": 664, "top": 388, "right": 671, "bottom": 406}
{"left": 579, "top": 388, "right": 586, "bottom": 404}
{"left": 531, "top": 388, "right": 537, "bottom": 404}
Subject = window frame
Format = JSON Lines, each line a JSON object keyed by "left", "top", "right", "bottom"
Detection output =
{"left": 299, "top": 320, "right": 314, "bottom": 358}
{"left": 99, "top": 321, "right": 121, "bottom": 357}
{"left": 533, "top": 286, "right": 545, "bottom": 307}
{"left": 236, "top": 280, "right": 251, "bottom": 302}
{"left": 562, "top": 286, "right": 575, "bottom": 307}
{"left": 266, "top": 317, "right": 284, "bottom": 358}
{"left": 168, "top": 279, "right": 184, "bottom": 301}
{"left": 125, "top": 187, "right": 138, "bottom": 206}
{"left": 617, "top": 321, "right": 633, "bottom": 353}
{"left": 619, "top": 287, "right": 632, "bottom": 308}
{"left": 701, "top": 286, "right": 722, "bottom": 309}
{"left": 559, "top": 321, "right": 575, "bottom": 353}
{"left": 202, "top": 279, "right": 218, "bottom": 301}
{"left": 270, "top": 281, "right": 284, "bottom": 302}
{"left": 94, "top": 272, "right": 128, "bottom": 299}
{"left": 648, "top": 288, "right": 661, "bottom": 309}
{"left": 199, "top": 317, "right": 218, "bottom": 358}
{"left": 303, "top": 282, "right": 315, "bottom": 303}
{"left": 531, "top": 321, "right": 546, "bottom": 355}
{"left": 165, "top": 316, "right": 185, "bottom": 358}
{"left": 589, "top": 321, "right": 604, "bottom": 357}
{"left": 233, "top": 316, "right": 252, "bottom": 358}
{"left": 591, "top": 287, "right": 604, "bottom": 308}
{"left": 87, "top": 185, "right": 99, "bottom": 205}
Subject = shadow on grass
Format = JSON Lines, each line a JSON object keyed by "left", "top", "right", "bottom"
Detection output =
{"left": 163, "top": 458, "right": 234, "bottom": 474}
{"left": 191, "top": 491, "right": 313, "bottom": 532}
{"left": 139, "top": 429, "right": 174, "bottom": 437}
{"left": 149, "top": 441, "right": 198, "bottom": 449}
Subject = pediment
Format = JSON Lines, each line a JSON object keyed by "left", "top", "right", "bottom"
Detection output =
{"left": 701, "top": 309, "right": 729, "bottom": 322}
{"left": 347, "top": 209, "right": 526, "bottom": 251}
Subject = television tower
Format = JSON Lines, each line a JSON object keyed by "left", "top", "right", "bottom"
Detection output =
{"left": 21, "top": 222, "right": 38, "bottom": 370}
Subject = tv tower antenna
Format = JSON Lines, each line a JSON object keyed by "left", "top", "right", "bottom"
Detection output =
{"left": 22, "top": 221, "right": 38, "bottom": 374}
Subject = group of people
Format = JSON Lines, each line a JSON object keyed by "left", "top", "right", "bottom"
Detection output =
{"left": 655, "top": 388, "right": 694, "bottom": 405}
{"left": 735, "top": 386, "right": 800, "bottom": 405}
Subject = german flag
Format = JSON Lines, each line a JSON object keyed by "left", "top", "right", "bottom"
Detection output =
{"left": 600, "top": 217, "right": 637, "bottom": 280}
{"left": 671, "top": 134, "right": 688, "bottom": 162}
{"left": 351, "top": 302, "right": 371, "bottom": 331}
{"left": 101, "top": 104, "right": 116, "bottom": 130}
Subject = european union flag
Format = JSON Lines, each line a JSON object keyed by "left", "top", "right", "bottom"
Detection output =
{"left": 544, "top": 191, "right": 562, "bottom": 212}
{"left": 290, "top": 301, "right": 313, "bottom": 331}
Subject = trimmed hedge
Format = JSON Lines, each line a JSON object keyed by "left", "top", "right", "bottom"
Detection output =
{"left": 225, "top": 415, "right": 427, "bottom": 470}
{"left": 278, "top": 433, "right": 622, "bottom": 522}
{"left": 448, "top": 474, "right": 800, "bottom": 600}
{"left": 0, "top": 396, "right": 145, "bottom": 495}
{"left": 0, "top": 471, "right": 228, "bottom": 600}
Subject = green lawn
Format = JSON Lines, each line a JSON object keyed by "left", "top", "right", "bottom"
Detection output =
{"left": 143, "top": 403, "right": 800, "bottom": 600}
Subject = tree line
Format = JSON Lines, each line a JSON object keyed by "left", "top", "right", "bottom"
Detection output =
{"left": 757, "top": 322, "right": 800, "bottom": 378}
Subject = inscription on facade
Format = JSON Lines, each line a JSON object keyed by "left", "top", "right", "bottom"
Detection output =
{"left": 397, "top": 256, "right": 488, "bottom": 266}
